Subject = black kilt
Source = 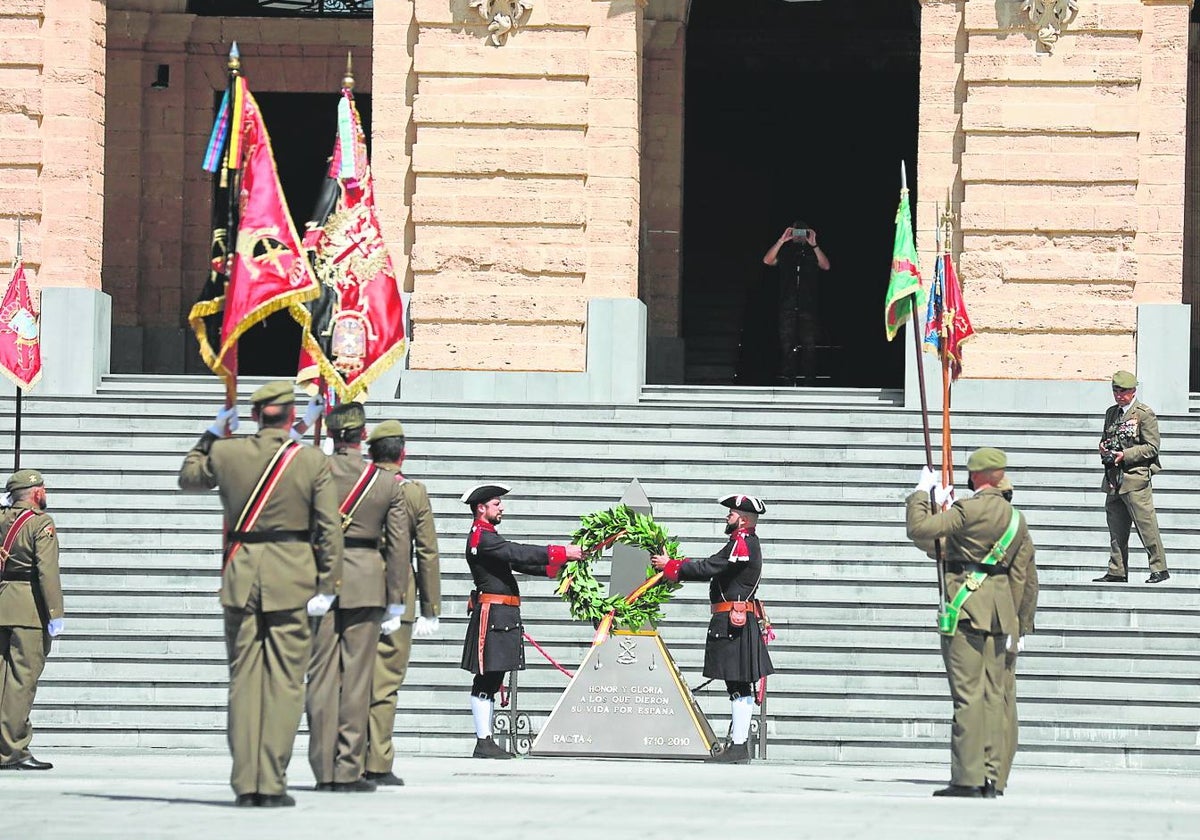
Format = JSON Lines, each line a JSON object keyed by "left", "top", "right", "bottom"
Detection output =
{"left": 460, "top": 602, "right": 526, "bottom": 674}
{"left": 702, "top": 612, "right": 774, "bottom": 683}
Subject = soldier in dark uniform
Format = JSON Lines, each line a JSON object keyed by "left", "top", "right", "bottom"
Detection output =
{"left": 306, "top": 403, "right": 410, "bottom": 793}
{"left": 363, "top": 420, "right": 442, "bottom": 787}
{"left": 906, "top": 448, "right": 1037, "bottom": 798}
{"left": 0, "top": 470, "right": 62, "bottom": 771}
{"left": 460, "top": 484, "right": 581, "bottom": 758}
{"left": 179, "top": 381, "right": 344, "bottom": 807}
{"left": 651, "top": 494, "right": 774, "bottom": 765}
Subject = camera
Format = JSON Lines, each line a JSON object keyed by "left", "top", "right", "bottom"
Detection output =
{"left": 1100, "top": 443, "right": 1121, "bottom": 467}
{"left": 791, "top": 227, "right": 809, "bottom": 241}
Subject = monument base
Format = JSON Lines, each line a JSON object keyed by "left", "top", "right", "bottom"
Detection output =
{"left": 530, "top": 630, "right": 718, "bottom": 760}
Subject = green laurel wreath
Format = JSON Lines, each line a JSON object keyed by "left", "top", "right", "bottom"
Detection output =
{"left": 558, "top": 504, "right": 684, "bottom": 632}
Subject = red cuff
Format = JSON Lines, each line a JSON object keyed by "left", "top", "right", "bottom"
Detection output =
{"left": 662, "top": 558, "right": 685, "bottom": 582}
{"left": 547, "top": 544, "right": 567, "bottom": 577}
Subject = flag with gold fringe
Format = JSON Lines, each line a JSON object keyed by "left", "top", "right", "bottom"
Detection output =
{"left": 0, "top": 261, "right": 41, "bottom": 391}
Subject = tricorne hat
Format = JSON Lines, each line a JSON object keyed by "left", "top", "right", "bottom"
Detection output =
{"left": 367, "top": 420, "right": 406, "bottom": 443}
{"left": 966, "top": 447, "right": 1007, "bottom": 472}
{"left": 461, "top": 483, "right": 511, "bottom": 508}
{"left": 250, "top": 380, "right": 296, "bottom": 406}
{"left": 719, "top": 493, "right": 766, "bottom": 515}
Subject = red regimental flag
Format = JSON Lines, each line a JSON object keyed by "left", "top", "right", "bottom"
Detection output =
{"left": 298, "top": 88, "right": 406, "bottom": 402}
{"left": 0, "top": 263, "right": 42, "bottom": 390}
{"left": 940, "top": 251, "right": 975, "bottom": 382}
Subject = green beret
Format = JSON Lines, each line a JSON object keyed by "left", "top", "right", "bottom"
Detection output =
{"left": 367, "top": 420, "right": 406, "bottom": 443}
{"left": 966, "top": 447, "right": 1007, "bottom": 472}
{"left": 325, "top": 402, "right": 366, "bottom": 431}
{"left": 6, "top": 469, "right": 44, "bottom": 493}
{"left": 250, "top": 380, "right": 296, "bottom": 406}
{"left": 1111, "top": 370, "right": 1137, "bottom": 390}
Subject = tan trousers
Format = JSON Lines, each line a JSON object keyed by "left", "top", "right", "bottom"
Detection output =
{"left": 1106, "top": 487, "right": 1168, "bottom": 576}
{"left": 940, "top": 625, "right": 1006, "bottom": 787}
{"left": 992, "top": 649, "right": 1019, "bottom": 792}
{"left": 0, "top": 626, "right": 50, "bottom": 765}
{"left": 365, "top": 621, "right": 414, "bottom": 775}
{"left": 223, "top": 585, "right": 311, "bottom": 797}
{"left": 306, "top": 606, "right": 383, "bottom": 784}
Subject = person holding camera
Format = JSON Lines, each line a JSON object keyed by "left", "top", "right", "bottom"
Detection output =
{"left": 1094, "top": 370, "right": 1169, "bottom": 584}
{"left": 762, "top": 222, "right": 831, "bottom": 385}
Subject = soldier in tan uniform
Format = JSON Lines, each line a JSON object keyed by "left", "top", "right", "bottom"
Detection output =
{"left": 0, "top": 470, "right": 62, "bottom": 771}
{"left": 179, "top": 381, "right": 343, "bottom": 807}
{"left": 362, "top": 420, "right": 441, "bottom": 787}
{"left": 306, "top": 403, "right": 410, "bottom": 793}
{"left": 1094, "top": 370, "right": 1169, "bottom": 584}
{"left": 906, "top": 447, "right": 1037, "bottom": 798}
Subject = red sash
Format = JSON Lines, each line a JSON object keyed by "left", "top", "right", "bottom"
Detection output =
{"left": 222, "top": 441, "right": 303, "bottom": 570}
{"left": 0, "top": 509, "right": 36, "bottom": 574}
{"left": 339, "top": 463, "right": 380, "bottom": 531}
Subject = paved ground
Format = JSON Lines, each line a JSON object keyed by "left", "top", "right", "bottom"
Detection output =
{"left": 4, "top": 750, "right": 1198, "bottom": 839}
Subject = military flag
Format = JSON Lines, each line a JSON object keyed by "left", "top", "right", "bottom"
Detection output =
{"left": 884, "top": 163, "right": 924, "bottom": 341}
{"left": 189, "top": 45, "right": 320, "bottom": 402}
{"left": 0, "top": 261, "right": 41, "bottom": 391}
{"left": 297, "top": 60, "right": 406, "bottom": 402}
{"left": 923, "top": 238, "right": 975, "bottom": 382}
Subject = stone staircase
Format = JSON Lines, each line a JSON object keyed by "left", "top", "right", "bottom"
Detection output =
{"left": 2, "top": 376, "right": 1197, "bottom": 769}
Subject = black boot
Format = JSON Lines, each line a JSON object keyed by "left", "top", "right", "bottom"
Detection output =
{"left": 332, "top": 778, "right": 377, "bottom": 792}
{"left": 365, "top": 770, "right": 405, "bottom": 786}
{"left": 981, "top": 779, "right": 997, "bottom": 799}
{"left": 1093, "top": 573, "right": 1127, "bottom": 582}
{"left": 933, "top": 784, "right": 983, "bottom": 798}
{"left": 473, "top": 736, "right": 513, "bottom": 759}
{"left": 1147, "top": 570, "right": 1171, "bottom": 584}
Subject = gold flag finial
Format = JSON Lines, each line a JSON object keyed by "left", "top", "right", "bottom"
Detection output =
{"left": 343, "top": 52, "right": 355, "bottom": 92}
{"left": 227, "top": 41, "right": 241, "bottom": 77}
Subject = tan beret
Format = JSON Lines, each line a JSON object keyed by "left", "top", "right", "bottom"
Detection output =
{"left": 367, "top": 420, "right": 406, "bottom": 443}
{"left": 250, "top": 380, "right": 296, "bottom": 406}
{"left": 966, "top": 447, "right": 1007, "bottom": 472}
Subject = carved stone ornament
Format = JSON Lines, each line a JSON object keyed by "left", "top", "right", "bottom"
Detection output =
{"left": 470, "top": 0, "right": 533, "bottom": 46}
{"left": 1021, "top": 0, "right": 1078, "bottom": 53}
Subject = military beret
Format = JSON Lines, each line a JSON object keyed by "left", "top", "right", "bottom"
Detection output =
{"left": 325, "top": 402, "right": 366, "bottom": 431}
{"left": 719, "top": 493, "right": 766, "bottom": 515}
{"left": 5, "top": 469, "right": 44, "bottom": 493}
{"left": 367, "top": 420, "right": 406, "bottom": 443}
{"left": 1111, "top": 370, "right": 1137, "bottom": 390}
{"left": 250, "top": 380, "right": 296, "bottom": 406}
{"left": 461, "top": 483, "right": 511, "bottom": 508}
{"left": 966, "top": 447, "right": 1007, "bottom": 472}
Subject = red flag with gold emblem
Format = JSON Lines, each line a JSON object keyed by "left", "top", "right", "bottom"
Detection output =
{"left": 189, "top": 72, "right": 320, "bottom": 395}
{"left": 297, "top": 82, "right": 406, "bottom": 402}
{"left": 0, "top": 262, "right": 42, "bottom": 391}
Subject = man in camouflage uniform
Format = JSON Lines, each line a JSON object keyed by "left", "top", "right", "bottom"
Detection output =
{"left": 906, "top": 448, "right": 1037, "bottom": 798}
{"left": 362, "top": 420, "right": 442, "bottom": 787}
{"left": 1094, "top": 370, "right": 1169, "bottom": 584}
{"left": 0, "top": 470, "right": 62, "bottom": 771}
{"left": 179, "top": 381, "right": 343, "bottom": 807}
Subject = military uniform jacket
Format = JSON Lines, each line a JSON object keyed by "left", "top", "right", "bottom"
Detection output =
{"left": 667, "top": 531, "right": 775, "bottom": 683}
{"left": 376, "top": 464, "right": 441, "bottom": 622}
{"left": 329, "top": 449, "right": 410, "bottom": 609}
{"left": 179, "top": 427, "right": 343, "bottom": 612}
{"left": 906, "top": 487, "right": 1037, "bottom": 637}
{"left": 459, "top": 521, "right": 559, "bottom": 674}
{"left": 0, "top": 503, "right": 62, "bottom": 629}
{"left": 1100, "top": 400, "right": 1162, "bottom": 496}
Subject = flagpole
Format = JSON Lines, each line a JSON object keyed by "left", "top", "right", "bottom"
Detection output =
{"left": 902, "top": 162, "right": 935, "bottom": 469}
{"left": 13, "top": 217, "right": 23, "bottom": 471}
{"left": 940, "top": 196, "right": 955, "bottom": 492}
{"left": 221, "top": 43, "right": 242, "bottom": 417}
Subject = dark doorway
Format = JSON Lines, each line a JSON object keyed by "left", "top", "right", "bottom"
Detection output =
{"left": 229, "top": 92, "right": 372, "bottom": 376}
{"left": 682, "top": 0, "right": 920, "bottom": 387}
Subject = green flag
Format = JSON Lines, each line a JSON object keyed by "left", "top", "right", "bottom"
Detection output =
{"left": 884, "top": 184, "right": 925, "bottom": 341}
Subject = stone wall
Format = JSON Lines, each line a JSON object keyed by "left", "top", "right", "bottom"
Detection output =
{"left": 371, "top": 0, "right": 643, "bottom": 373}
{"left": 0, "top": 0, "right": 106, "bottom": 291}
{"left": 920, "top": 0, "right": 1191, "bottom": 381}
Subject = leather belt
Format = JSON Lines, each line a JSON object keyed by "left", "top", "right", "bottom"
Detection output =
{"left": 712, "top": 600, "right": 761, "bottom": 616}
{"left": 477, "top": 593, "right": 520, "bottom": 607}
{"left": 0, "top": 569, "right": 32, "bottom": 582}
{"left": 948, "top": 562, "right": 1009, "bottom": 576}
{"left": 344, "top": 537, "right": 381, "bottom": 550}
{"left": 227, "top": 530, "right": 309, "bottom": 544}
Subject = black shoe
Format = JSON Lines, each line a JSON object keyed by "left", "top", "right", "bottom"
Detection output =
{"left": 996, "top": 790, "right": 1005, "bottom": 797}
{"left": 472, "top": 736, "right": 513, "bottom": 759}
{"left": 933, "top": 784, "right": 984, "bottom": 798}
{"left": 1147, "top": 571, "right": 1171, "bottom": 584}
{"left": 364, "top": 771, "right": 405, "bottom": 787}
{"left": 257, "top": 794, "right": 296, "bottom": 808}
{"left": 0, "top": 756, "right": 53, "bottom": 771}
{"left": 981, "top": 779, "right": 997, "bottom": 799}
{"left": 332, "top": 778, "right": 377, "bottom": 792}
{"left": 708, "top": 742, "right": 751, "bottom": 764}
{"left": 313, "top": 782, "right": 336, "bottom": 791}
{"left": 234, "top": 793, "right": 260, "bottom": 807}
{"left": 1093, "top": 573, "right": 1127, "bottom": 582}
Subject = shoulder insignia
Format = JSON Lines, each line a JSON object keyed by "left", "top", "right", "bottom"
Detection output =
{"left": 40, "top": 524, "right": 54, "bottom": 537}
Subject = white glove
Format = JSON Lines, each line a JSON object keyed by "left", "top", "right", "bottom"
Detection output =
{"left": 380, "top": 616, "right": 403, "bottom": 636}
{"left": 47, "top": 617, "right": 64, "bottom": 638}
{"left": 1016, "top": 635, "right": 1025, "bottom": 653}
{"left": 414, "top": 616, "right": 440, "bottom": 638}
{"left": 306, "top": 593, "right": 336, "bottom": 617}
{"left": 207, "top": 406, "right": 240, "bottom": 438}
{"left": 933, "top": 484, "right": 955, "bottom": 508}
{"left": 301, "top": 395, "right": 325, "bottom": 428}
{"left": 289, "top": 427, "right": 304, "bottom": 443}
{"left": 914, "top": 466, "right": 938, "bottom": 495}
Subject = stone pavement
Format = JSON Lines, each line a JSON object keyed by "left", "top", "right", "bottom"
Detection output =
{"left": 3, "top": 750, "right": 1198, "bottom": 840}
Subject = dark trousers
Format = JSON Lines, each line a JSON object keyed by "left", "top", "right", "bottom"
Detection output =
{"left": 778, "top": 308, "right": 818, "bottom": 384}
